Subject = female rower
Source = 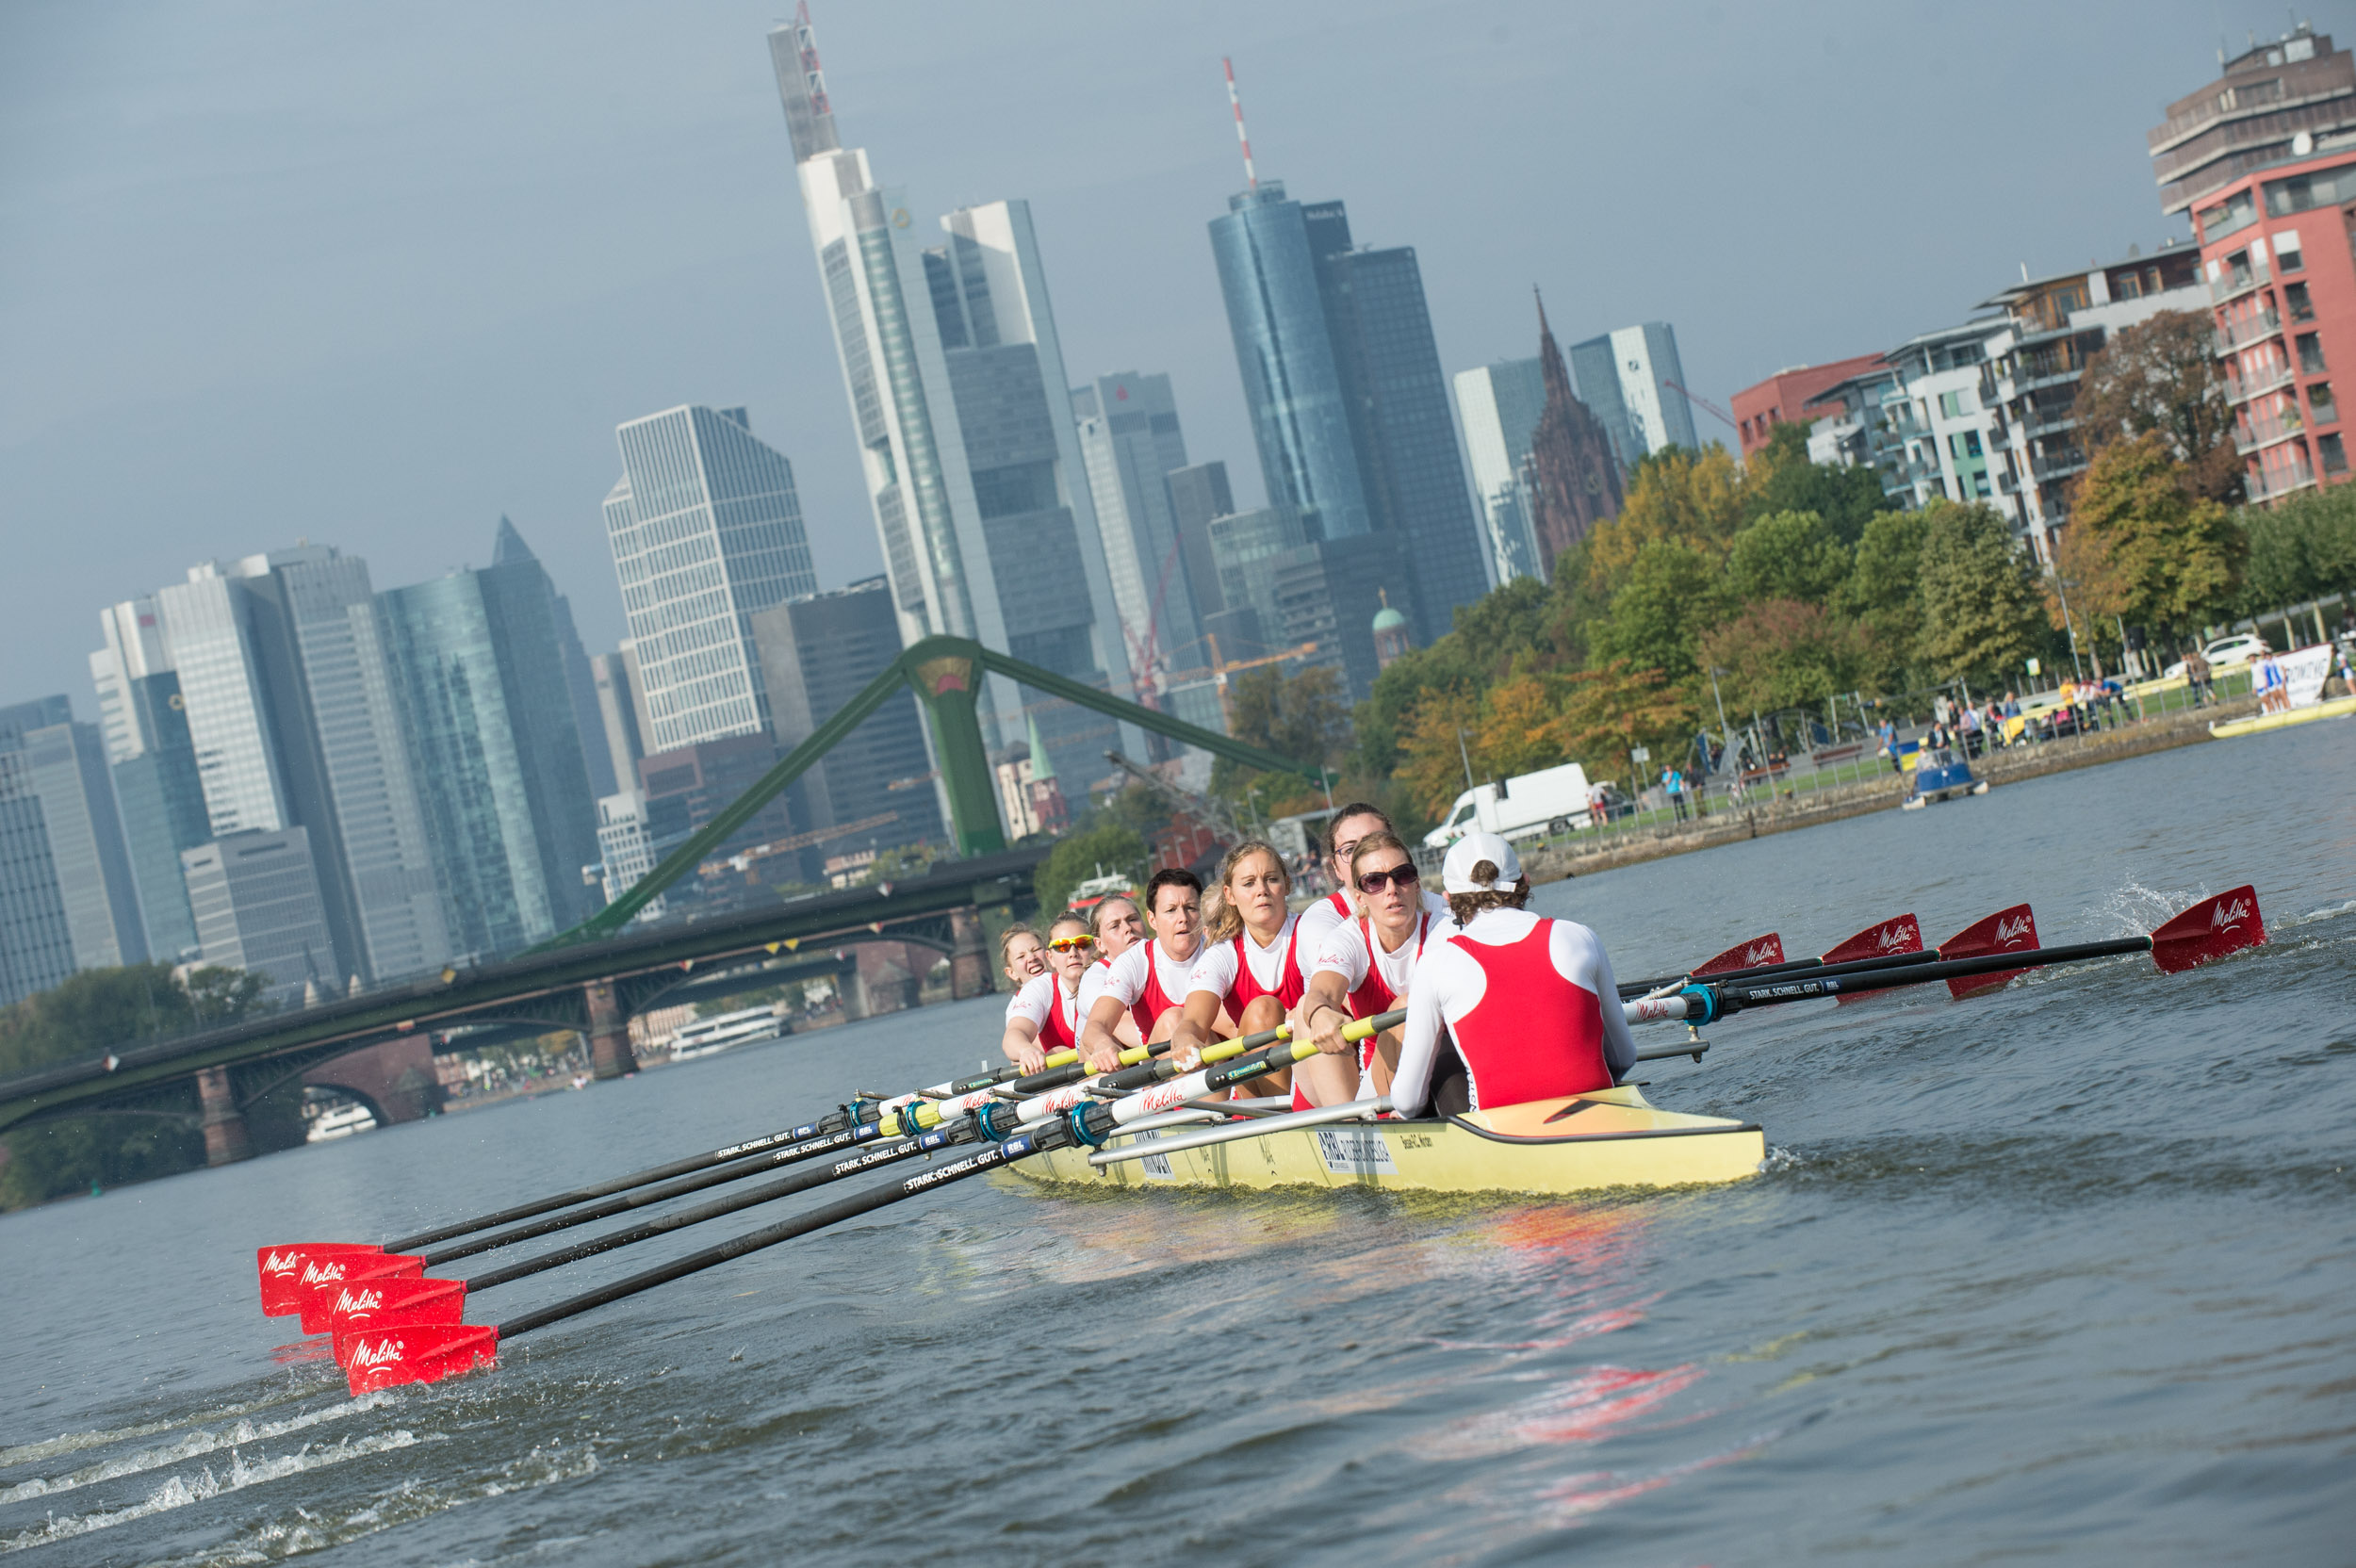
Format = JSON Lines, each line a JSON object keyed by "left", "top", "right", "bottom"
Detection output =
{"left": 1170, "top": 841, "right": 1309, "bottom": 1100}
{"left": 999, "top": 923, "right": 1048, "bottom": 989}
{"left": 1391, "top": 832, "right": 1636, "bottom": 1119}
{"left": 1294, "top": 830, "right": 1451, "bottom": 1107}
{"left": 1077, "top": 869, "right": 1214, "bottom": 1072}
{"left": 1296, "top": 802, "right": 1451, "bottom": 958}
{"left": 1000, "top": 911, "right": 1093, "bottom": 1073}
{"left": 1073, "top": 893, "right": 1149, "bottom": 1065}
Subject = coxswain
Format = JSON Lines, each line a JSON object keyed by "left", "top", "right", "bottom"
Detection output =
{"left": 1073, "top": 893, "right": 1149, "bottom": 1062}
{"left": 1294, "top": 830, "right": 1451, "bottom": 1108}
{"left": 1078, "top": 869, "right": 1214, "bottom": 1072}
{"left": 1296, "top": 802, "right": 1451, "bottom": 959}
{"left": 999, "top": 911, "right": 1093, "bottom": 1074}
{"left": 1170, "top": 841, "right": 1309, "bottom": 1099}
{"left": 1390, "top": 832, "right": 1636, "bottom": 1119}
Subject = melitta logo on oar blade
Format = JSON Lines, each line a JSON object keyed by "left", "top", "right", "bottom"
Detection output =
{"left": 1820, "top": 915, "right": 1922, "bottom": 1003}
{"left": 1939, "top": 905, "right": 2040, "bottom": 1000}
{"left": 2149, "top": 885, "right": 2266, "bottom": 973}
{"left": 1691, "top": 933, "right": 1782, "bottom": 977}
{"left": 342, "top": 1323, "right": 499, "bottom": 1396}
{"left": 296, "top": 1254, "right": 425, "bottom": 1335}
{"left": 256, "top": 1243, "right": 382, "bottom": 1316}
{"left": 328, "top": 1275, "right": 467, "bottom": 1354}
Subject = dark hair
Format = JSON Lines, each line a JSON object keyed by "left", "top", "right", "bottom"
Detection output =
{"left": 1446, "top": 859, "right": 1530, "bottom": 926}
{"left": 1323, "top": 802, "right": 1392, "bottom": 858}
{"left": 1143, "top": 866, "right": 1203, "bottom": 910}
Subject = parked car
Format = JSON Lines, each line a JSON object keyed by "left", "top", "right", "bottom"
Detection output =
{"left": 2162, "top": 634, "right": 2269, "bottom": 680}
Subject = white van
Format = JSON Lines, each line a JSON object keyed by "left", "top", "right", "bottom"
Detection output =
{"left": 1422, "top": 761, "right": 1593, "bottom": 848}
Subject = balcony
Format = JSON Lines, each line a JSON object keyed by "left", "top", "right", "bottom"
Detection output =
{"left": 2235, "top": 411, "right": 2307, "bottom": 456}
{"left": 2224, "top": 361, "right": 2297, "bottom": 405}
{"left": 2214, "top": 308, "right": 2284, "bottom": 354}
{"left": 1996, "top": 467, "right": 2021, "bottom": 496}
{"left": 2030, "top": 447, "right": 2087, "bottom": 485}
{"left": 2210, "top": 257, "right": 2271, "bottom": 304}
{"left": 2022, "top": 410, "right": 2076, "bottom": 441}
{"left": 1985, "top": 422, "right": 2011, "bottom": 452}
{"left": 2247, "top": 459, "right": 2317, "bottom": 504}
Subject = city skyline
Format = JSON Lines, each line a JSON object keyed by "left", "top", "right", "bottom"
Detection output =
{"left": 0, "top": 0, "right": 2235, "bottom": 711}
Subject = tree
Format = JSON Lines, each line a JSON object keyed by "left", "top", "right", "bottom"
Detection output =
{"left": 1395, "top": 686, "right": 1487, "bottom": 822}
{"left": 1354, "top": 574, "right": 1554, "bottom": 776}
{"left": 1035, "top": 821, "right": 1150, "bottom": 918}
{"left": 1212, "top": 663, "right": 1351, "bottom": 802}
{"left": 2241, "top": 483, "right": 2356, "bottom": 614}
{"left": 1746, "top": 420, "right": 1896, "bottom": 545}
{"left": 2073, "top": 310, "right": 2239, "bottom": 503}
{"left": 1699, "top": 600, "right": 1873, "bottom": 716}
{"left": 1587, "top": 538, "right": 1729, "bottom": 681}
{"left": 2065, "top": 433, "right": 2245, "bottom": 640}
{"left": 1727, "top": 510, "right": 1852, "bottom": 605}
{"left": 1916, "top": 500, "right": 2050, "bottom": 689}
{"left": 1550, "top": 662, "right": 1694, "bottom": 790}
{"left": 1583, "top": 444, "right": 1749, "bottom": 594}
{"left": 1844, "top": 508, "right": 1933, "bottom": 689}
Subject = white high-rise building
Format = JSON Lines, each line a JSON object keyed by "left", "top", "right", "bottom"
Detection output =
{"left": 1452, "top": 358, "right": 1548, "bottom": 586}
{"left": 602, "top": 405, "right": 816, "bottom": 753}
{"left": 765, "top": 9, "right": 1138, "bottom": 792}
{"left": 1072, "top": 372, "right": 1200, "bottom": 683}
{"left": 1569, "top": 323, "right": 1700, "bottom": 469}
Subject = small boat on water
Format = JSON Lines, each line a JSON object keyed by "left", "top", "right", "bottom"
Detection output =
{"left": 305, "top": 1101, "right": 378, "bottom": 1142}
{"left": 665, "top": 1005, "right": 788, "bottom": 1063}
{"left": 1010, "top": 1086, "right": 1764, "bottom": 1196}
{"left": 1903, "top": 747, "right": 1987, "bottom": 809}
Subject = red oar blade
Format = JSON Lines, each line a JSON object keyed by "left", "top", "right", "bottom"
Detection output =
{"left": 342, "top": 1323, "right": 499, "bottom": 1396}
{"left": 296, "top": 1254, "right": 424, "bottom": 1335}
{"left": 329, "top": 1277, "right": 467, "bottom": 1363}
{"left": 2151, "top": 886, "right": 2265, "bottom": 973}
{"left": 1822, "top": 914, "right": 1922, "bottom": 1003}
{"left": 257, "top": 1244, "right": 382, "bottom": 1316}
{"left": 1692, "top": 933, "right": 1783, "bottom": 977}
{"left": 1939, "top": 905, "right": 2039, "bottom": 999}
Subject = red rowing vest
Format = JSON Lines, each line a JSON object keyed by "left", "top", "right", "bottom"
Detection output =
{"left": 1446, "top": 920, "right": 1612, "bottom": 1111}
{"left": 1038, "top": 979, "right": 1080, "bottom": 1054}
{"left": 1220, "top": 918, "right": 1306, "bottom": 1015}
{"left": 1292, "top": 914, "right": 1432, "bottom": 1111}
{"left": 1129, "top": 943, "right": 1192, "bottom": 1037}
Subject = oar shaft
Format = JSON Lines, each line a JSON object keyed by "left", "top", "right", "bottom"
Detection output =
{"left": 1709, "top": 937, "right": 2151, "bottom": 1014}
{"left": 496, "top": 1130, "right": 1051, "bottom": 1340}
{"left": 1618, "top": 947, "right": 1940, "bottom": 1000}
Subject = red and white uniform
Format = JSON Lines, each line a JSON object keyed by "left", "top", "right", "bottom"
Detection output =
{"left": 1295, "top": 887, "right": 1451, "bottom": 961}
{"left": 1393, "top": 907, "right": 1636, "bottom": 1119}
{"left": 1186, "top": 912, "right": 1310, "bottom": 1017}
{"left": 1075, "top": 957, "right": 1117, "bottom": 1028}
{"left": 1096, "top": 938, "right": 1203, "bottom": 1036}
{"left": 1298, "top": 910, "right": 1452, "bottom": 1109}
{"left": 1005, "top": 971, "right": 1082, "bottom": 1054}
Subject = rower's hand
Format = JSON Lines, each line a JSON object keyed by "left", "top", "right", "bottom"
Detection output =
{"left": 1081, "top": 1037, "right": 1123, "bottom": 1074}
{"left": 1304, "top": 1004, "right": 1351, "bottom": 1056}
{"left": 1011, "top": 1039, "right": 1047, "bottom": 1075}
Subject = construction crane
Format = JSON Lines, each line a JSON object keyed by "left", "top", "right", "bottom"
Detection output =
{"left": 703, "top": 811, "right": 901, "bottom": 877}
{"left": 1662, "top": 378, "right": 1738, "bottom": 433}
{"left": 1103, "top": 750, "right": 1245, "bottom": 844}
{"left": 1158, "top": 634, "right": 1320, "bottom": 728}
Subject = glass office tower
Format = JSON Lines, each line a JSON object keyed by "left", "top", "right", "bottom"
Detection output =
{"left": 1454, "top": 357, "right": 1548, "bottom": 585}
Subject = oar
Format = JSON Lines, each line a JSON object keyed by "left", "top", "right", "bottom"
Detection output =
{"left": 1614, "top": 900, "right": 2050, "bottom": 999}
{"left": 258, "top": 1044, "right": 1090, "bottom": 1316}
{"left": 1674, "top": 886, "right": 2264, "bottom": 1025}
{"left": 335, "top": 1018, "right": 1380, "bottom": 1394}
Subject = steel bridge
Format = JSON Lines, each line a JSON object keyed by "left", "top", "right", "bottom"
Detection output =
{"left": 0, "top": 635, "right": 1318, "bottom": 1162}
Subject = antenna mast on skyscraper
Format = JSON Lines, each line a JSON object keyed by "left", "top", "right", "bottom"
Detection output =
{"left": 795, "top": 1, "right": 831, "bottom": 120}
{"left": 1222, "top": 57, "right": 1257, "bottom": 188}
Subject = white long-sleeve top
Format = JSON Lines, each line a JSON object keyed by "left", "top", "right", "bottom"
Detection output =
{"left": 1392, "top": 906, "right": 1638, "bottom": 1119}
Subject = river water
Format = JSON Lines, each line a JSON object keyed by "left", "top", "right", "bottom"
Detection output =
{"left": 4, "top": 721, "right": 2352, "bottom": 1565}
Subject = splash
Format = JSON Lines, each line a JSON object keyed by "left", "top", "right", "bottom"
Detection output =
{"left": 0, "top": 1386, "right": 321, "bottom": 1470}
{"left": 2091, "top": 881, "right": 2212, "bottom": 940}
{"left": 0, "top": 1394, "right": 395, "bottom": 1505}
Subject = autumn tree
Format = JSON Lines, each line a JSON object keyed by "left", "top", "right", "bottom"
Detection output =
{"left": 1211, "top": 662, "right": 1352, "bottom": 807}
{"left": 1916, "top": 500, "right": 2050, "bottom": 688}
{"left": 1550, "top": 662, "right": 1694, "bottom": 790}
{"left": 1587, "top": 538, "right": 1728, "bottom": 681}
{"left": 1699, "top": 600, "right": 1873, "bottom": 716}
{"left": 2073, "top": 310, "right": 2239, "bottom": 503}
{"left": 1583, "top": 444, "right": 1749, "bottom": 594}
{"left": 2065, "top": 432, "right": 2245, "bottom": 640}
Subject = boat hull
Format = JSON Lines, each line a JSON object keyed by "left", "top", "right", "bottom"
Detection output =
{"left": 1010, "top": 1086, "right": 1765, "bottom": 1197}
{"left": 2209, "top": 693, "right": 2356, "bottom": 739}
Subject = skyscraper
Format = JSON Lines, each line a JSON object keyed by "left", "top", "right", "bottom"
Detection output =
{"left": 106, "top": 669, "right": 209, "bottom": 960}
{"left": 1453, "top": 357, "right": 1548, "bottom": 585}
{"left": 1210, "top": 179, "right": 1486, "bottom": 646}
{"left": 16, "top": 713, "right": 145, "bottom": 970}
{"left": 0, "top": 698, "right": 81, "bottom": 1005}
{"left": 181, "top": 828, "right": 336, "bottom": 1008}
{"left": 382, "top": 534, "right": 603, "bottom": 956}
{"left": 589, "top": 650, "right": 646, "bottom": 803}
{"left": 767, "top": 9, "right": 1138, "bottom": 796}
{"left": 513, "top": 515, "right": 617, "bottom": 803}
{"left": 1569, "top": 322, "right": 1700, "bottom": 470}
{"left": 750, "top": 577, "right": 944, "bottom": 856}
{"left": 604, "top": 405, "right": 815, "bottom": 754}
{"left": 1072, "top": 372, "right": 1203, "bottom": 681}
{"left": 140, "top": 547, "right": 447, "bottom": 986}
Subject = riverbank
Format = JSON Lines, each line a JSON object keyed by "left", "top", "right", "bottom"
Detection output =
{"left": 1524, "top": 693, "right": 2258, "bottom": 882}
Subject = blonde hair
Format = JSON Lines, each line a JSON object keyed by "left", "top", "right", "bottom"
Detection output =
{"left": 1088, "top": 894, "right": 1139, "bottom": 939}
{"left": 1204, "top": 840, "right": 1291, "bottom": 943}
{"left": 1046, "top": 909, "right": 1090, "bottom": 941}
{"left": 996, "top": 923, "right": 1040, "bottom": 966}
{"left": 1347, "top": 830, "right": 1413, "bottom": 918}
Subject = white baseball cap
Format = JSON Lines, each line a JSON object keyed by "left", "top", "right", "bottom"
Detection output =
{"left": 1441, "top": 831, "right": 1523, "bottom": 893}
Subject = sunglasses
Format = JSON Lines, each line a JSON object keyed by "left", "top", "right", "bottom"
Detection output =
{"left": 1356, "top": 863, "right": 1419, "bottom": 893}
{"left": 1048, "top": 936, "right": 1096, "bottom": 952}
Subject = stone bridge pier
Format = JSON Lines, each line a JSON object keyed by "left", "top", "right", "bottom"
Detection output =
{"left": 585, "top": 980, "right": 637, "bottom": 1079}
{"left": 949, "top": 906, "right": 991, "bottom": 1000}
{"left": 197, "top": 1066, "right": 252, "bottom": 1167}
{"left": 303, "top": 1034, "right": 443, "bottom": 1126}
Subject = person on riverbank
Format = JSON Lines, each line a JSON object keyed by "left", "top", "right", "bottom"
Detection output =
{"left": 1000, "top": 911, "right": 1092, "bottom": 1073}
{"left": 1879, "top": 717, "right": 1899, "bottom": 773}
{"left": 2186, "top": 648, "right": 2213, "bottom": 707}
{"left": 1387, "top": 833, "right": 1638, "bottom": 1119}
{"left": 1077, "top": 870, "right": 1211, "bottom": 1072}
{"left": 1294, "top": 830, "right": 1453, "bottom": 1108}
{"left": 1170, "top": 841, "right": 1310, "bottom": 1100}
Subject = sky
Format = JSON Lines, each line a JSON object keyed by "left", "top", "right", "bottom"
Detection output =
{"left": 0, "top": 0, "right": 2293, "bottom": 713}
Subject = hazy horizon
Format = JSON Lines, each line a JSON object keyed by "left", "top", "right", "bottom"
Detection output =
{"left": 3, "top": 0, "right": 2266, "bottom": 713}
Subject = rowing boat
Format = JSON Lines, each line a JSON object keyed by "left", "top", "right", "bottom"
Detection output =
{"left": 1009, "top": 1086, "right": 1765, "bottom": 1197}
{"left": 2208, "top": 691, "right": 2356, "bottom": 739}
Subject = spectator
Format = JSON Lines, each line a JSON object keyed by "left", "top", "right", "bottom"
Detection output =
{"left": 2185, "top": 647, "right": 2212, "bottom": 708}
{"left": 1878, "top": 717, "right": 1899, "bottom": 773}
{"left": 1662, "top": 765, "right": 1689, "bottom": 823}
